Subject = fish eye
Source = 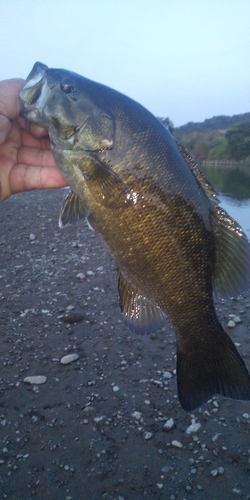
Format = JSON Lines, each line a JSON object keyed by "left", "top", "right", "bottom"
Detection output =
{"left": 60, "top": 79, "right": 76, "bottom": 94}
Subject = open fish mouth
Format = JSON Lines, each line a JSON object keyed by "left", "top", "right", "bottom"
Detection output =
{"left": 19, "top": 62, "right": 50, "bottom": 122}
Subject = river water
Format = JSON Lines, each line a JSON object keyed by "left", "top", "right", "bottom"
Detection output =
{"left": 203, "top": 164, "right": 250, "bottom": 239}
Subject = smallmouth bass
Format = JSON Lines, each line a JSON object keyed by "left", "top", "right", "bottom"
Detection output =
{"left": 19, "top": 62, "right": 250, "bottom": 410}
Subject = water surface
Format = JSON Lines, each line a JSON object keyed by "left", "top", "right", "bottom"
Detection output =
{"left": 203, "top": 164, "right": 250, "bottom": 237}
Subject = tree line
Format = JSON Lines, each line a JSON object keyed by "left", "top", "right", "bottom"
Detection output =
{"left": 159, "top": 114, "right": 250, "bottom": 164}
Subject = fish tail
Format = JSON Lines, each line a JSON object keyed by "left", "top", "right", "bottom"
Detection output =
{"left": 177, "top": 329, "right": 250, "bottom": 411}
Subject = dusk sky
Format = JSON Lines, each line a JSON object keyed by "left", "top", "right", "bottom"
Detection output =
{"left": 1, "top": 0, "right": 249, "bottom": 126}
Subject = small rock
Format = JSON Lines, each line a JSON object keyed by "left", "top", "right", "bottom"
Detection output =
{"left": 228, "top": 320, "right": 236, "bottom": 328}
{"left": 86, "top": 270, "right": 95, "bottom": 276}
{"left": 144, "top": 432, "right": 153, "bottom": 440}
{"left": 161, "top": 466, "right": 170, "bottom": 473}
{"left": 218, "top": 466, "right": 224, "bottom": 474}
{"left": 171, "top": 440, "right": 183, "bottom": 448}
{"left": 61, "top": 312, "right": 84, "bottom": 323}
{"left": 186, "top": 422, "right": 201, "bottom": 434}
{"left": 234, "top": 316, "right": 242, "bottom": 324}
{"left": 23, "top": 375, "right": 47, "bottom": 385}
{"left": 132, "top": 411, "right": 142, "bottom": 420}
{"left": 157, "top": 483, "right": 163, "bottom": 489}
{"left": 93, "top": 416, "right": 105, "bottom": 423}
{"left": 242, "top": 413, "right": 250, "bottom": 419}
{"left": 113, "top": 386, "right": 119, "bottom": 392}
{"left": 60, "top": 353, "right": 79, "bottom": 364}
{"left": 29, "top": 233, "right": 36, "bottom": 240}
{"left": 163, "top": 418, "right": 174, "bottom": 431}
{"left": 210, "top": 468, "right": 218, "bottom": 477}
{"left": 163, "top": 371, "right": 172, "bottom": 379}
{"left": 76, "top": 273, "right": 85, "bottom": 280}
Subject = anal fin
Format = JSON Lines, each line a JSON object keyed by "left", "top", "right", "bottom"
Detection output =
{"left": 118, "top": 271, "right": 166, "bottom": 335}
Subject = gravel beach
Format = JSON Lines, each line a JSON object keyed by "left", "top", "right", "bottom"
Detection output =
{"left": 0, "top": 189, "right": 250, "bottom": 500}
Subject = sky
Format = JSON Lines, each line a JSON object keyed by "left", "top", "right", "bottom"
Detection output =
{"left": 1, "top": 0, "right": 249, "bottom": 127}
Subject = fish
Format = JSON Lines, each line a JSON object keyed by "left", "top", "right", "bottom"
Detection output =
{"left": 19, "top": 62, "right": 250, "bottom": 411}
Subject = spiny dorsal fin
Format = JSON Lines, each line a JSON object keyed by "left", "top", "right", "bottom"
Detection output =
{"left": 118, "top": 271, "right": 166, "bottom": 335}
{"left": 176, "top": 141, "right": 218, "bottom": 204}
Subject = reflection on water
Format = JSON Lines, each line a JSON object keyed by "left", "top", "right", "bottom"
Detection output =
{"left": 203, "top": 164, "right": 250, "bottom": 237}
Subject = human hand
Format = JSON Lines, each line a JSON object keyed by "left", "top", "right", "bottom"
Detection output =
{"left": 0, "top": 78, "right": 67, "bottom": 202}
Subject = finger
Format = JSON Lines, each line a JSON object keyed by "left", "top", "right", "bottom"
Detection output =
{"left": 17, "top": 146, "right": 57, "bottom": 168}
{"left": 9, "top": 164, "right": 68, "bottom": 194}
{"left": 21, "top": 129, "right": 51, "bottom": 149}
{"left": 0, "top": 115, "right": 12, "bottom": 144}
{"left": 0, "top": 79, "right": 24, "bottom": 119}
{"left": 24, "top": 120, "right": 49, "bottom": 138}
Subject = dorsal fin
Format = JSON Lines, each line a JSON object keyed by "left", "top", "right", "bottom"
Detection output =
{"left": 177, "top": 140, "right": 250, "bottom": 296}
{"left": 212, "top": 206, "right": 250, "bottom": 296}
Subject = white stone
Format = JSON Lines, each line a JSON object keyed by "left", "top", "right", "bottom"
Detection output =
{"left": 163, "top": 371, "right": 172, "bottom": 379}
{"left": 29, "top": 233, "right": 36, "bottom": 240}
{"left": 171, "top": 440, "right": 183, "bottom": 448}
{"left": 132, "top": 411, "right": 142, "bottom": 420}
{"left": 228, "top": 320, "right": 236, "bottom": 328}
{"left": 23, "top": 375, "right": 47, "bottom": 385}
{"left": 113, "top": 386, "right": 119, "bottom": 392}
{"left": 86, "top": 270, "right": 95, "bottom": 276}
{"left": 144, "top": 432, "right": 153, "bottom": 440}
{"left": 60, "top": 353, "right": 79, "bottom": 364}
{"left": 186, "top": 422, "right": 201, "bottom": 434}
{"left": 76, "top": 273, "right": 85, "bottom": 280}
{"left": 242, "top": 413, "right": 250, "bottom": 419}
{"left": 234, "top": 316, "right": 242, "bottom": 324}
{"left": 163, "top": 418, "right": 174, "bottom": 431}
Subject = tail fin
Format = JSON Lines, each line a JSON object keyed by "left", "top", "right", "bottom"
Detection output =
{"left": 177, "top": 331, "right": 250, "bottom": 411}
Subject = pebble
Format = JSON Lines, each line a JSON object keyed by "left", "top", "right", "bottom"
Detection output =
{"left": 242, "top": 413, "right": 250, "bottom": 419}
{"left": 76, "top": 272, "right": 85, "bottom": 280}
{"left": 86, "top": 270, "right": 95, "bottom": 276}
{"left": 171, "top": 440, "right": 183, "bottom": 448}
{"left": 163, "top": 418, "right": 174, "bottom": 431}
{"left": 23, "top": 375, "right": 47, "bottom": 385}
{"left": 113, "top": 385, "right": 119, "bottom": 392}
{"left": 29, "top": 233, "right": 36, "bottom": 240}
{"left": 132, "top": 411, "right": 142, "bottom": 420}
{"left": 61, "top": 312, "right": 84, "bottom": 323}
{"left": 144, "top": 432, "right": 153, "bottom": 440}
{"left": 60, "top": 353, "right": 79, "bottom": 364}
{"left": 163, "top": 371, "right": 172, "bottom": 379}
{"left": 228, "top": 320, "right": 236, "bottom": 328}
{"left": 186, "top": 422, "right": 201, "bottom": 434}
{"left": 210, "top": 466, "right": 224, "bottom": 476}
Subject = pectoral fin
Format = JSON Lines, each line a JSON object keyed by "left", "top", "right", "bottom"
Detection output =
{"left": 118, "top": 271, "right": 166, "bottom": 335}
{"left": 59, "top": 190, "right": 89, "bottom": 228}
{"left": 84, "top": 157, "right": 134, "bottom": 209}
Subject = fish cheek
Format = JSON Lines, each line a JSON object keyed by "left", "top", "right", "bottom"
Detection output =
{"left": 74, "top": 111, "right": 115, "bottom": 151}
{"left": 45, "top": 97, "right": 85, "bottom": 140}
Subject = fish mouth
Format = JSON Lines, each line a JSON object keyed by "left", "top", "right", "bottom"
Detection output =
{"left": 19, "top": 62, "right": 50, "bottom": 122}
